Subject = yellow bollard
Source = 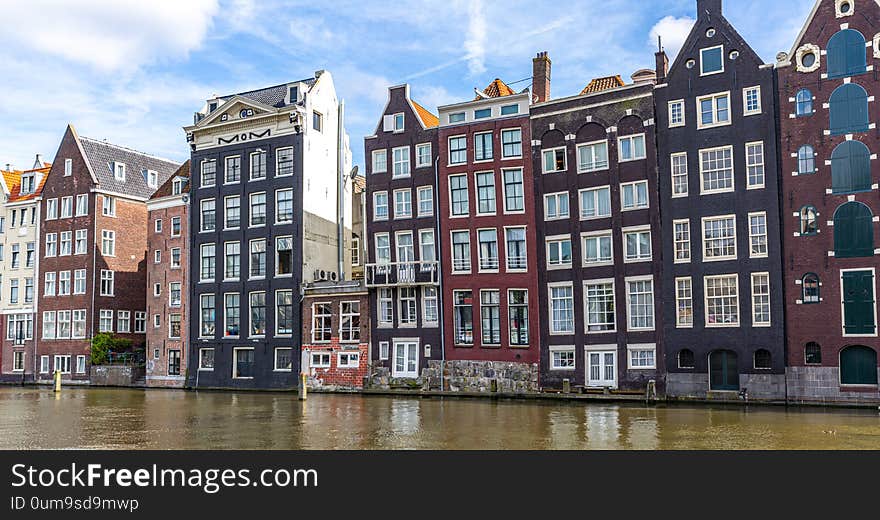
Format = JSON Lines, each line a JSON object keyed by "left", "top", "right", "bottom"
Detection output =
{"left": 53, "top": 370, "right": 61, "bottom": 393}
{"left": 299, "top": 373, "right": 307, "bottom": 400}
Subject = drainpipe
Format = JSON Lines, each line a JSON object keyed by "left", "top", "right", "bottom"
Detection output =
{"left": 337, "top": 100, "right": 346, "bottom": 282}
{"left": 433, "top": 155, "right": 445, "bottom": 391}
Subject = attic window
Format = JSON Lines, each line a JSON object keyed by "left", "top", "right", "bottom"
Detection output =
{"left": 209, "top": 102, "right": 218, "bottom": 113}
{"left": 113, "top": 162, "right": 126, "bottom": 181}
{"left": 146, "top": 170, "right": 158, "bottom": 189}
{"left": 474, "top": 108, "right": 492, "bottom": 119}
{"left": 21, "top": 175, "right": 35, "bottom": 195}
{"left": 449, "top": 112, "right": 466, "bottom": 124}
{"left": 393, "top": 113, "right": 404, "bottom": 132}
{"left": 313, "top": 111, "right": 323, "bottom": 132}
{"left": 289, "top": 86, "right": 298, "bottom": 103}
{"left": 172, "top": 179, "right": 184, "bottom": 196}
{"left": 64, "top": 159, "right": 72, "bottom": 176}
{"left": 501, "top": 104, "right": 519, "bottom": 116}
{"left": 700, "top": 45, "right": 724, "bottom": 76}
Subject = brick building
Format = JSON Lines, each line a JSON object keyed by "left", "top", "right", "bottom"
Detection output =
{"left": 36, "top": 125, "right": 179, "bottom": 383}
{"left": 778, "top": 0, "right": 880, "bottom": 402}
{"left": 145, "top": 162, "right": 190, "bottom": 388}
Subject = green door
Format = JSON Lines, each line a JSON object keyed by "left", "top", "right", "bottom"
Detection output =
{"left": 840, "top": 346, "right": 878, "bottom": 385}
{"left": 710, "top": 350, "right": 739, "bottom": 391}
{"left": 842, "top": 271, "right": 876, "bottom": 335}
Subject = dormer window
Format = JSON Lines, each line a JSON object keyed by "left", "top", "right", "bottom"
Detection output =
{"left": 113, "top": 162, "right": 126, "bottom": 181}
{"left": 208, "top": 101, "right": 218, "bottom": 113}
{"left": 172, "top": 178, "right": 185, "bottom": 196}
{"left": 146, "top": 170, "right": 158, "bottom": 189}
{"left": 20, "top": 175, "right": 35, "bottom": 195}
{"left": 393, "top": 113, "right": 404, "bottom": 132}
{"left": 289, "top": 86, "right": 299, "bottom": 103}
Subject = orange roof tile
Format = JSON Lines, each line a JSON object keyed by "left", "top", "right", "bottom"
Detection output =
{"left": 1, "top": 169, "right": 20, "bottom": 195}
{"left": 475, "top": 78, "right": 516, "bottom": 100}
{"left": 411, "top": 100, "right": 439, "bottom": 129}
{"left": 580, "top": 75, "right": 626, "bottom": 95}
{"left": 6, "top": 164, "right": 50, "bottom": 203}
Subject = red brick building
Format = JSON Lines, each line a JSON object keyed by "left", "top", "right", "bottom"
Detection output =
{"left": 36, "top": 125, "right": 179, "bottom": 383}
{"left": 437, "top": 81, "right": 540, "bottom": 367}
{"left": 301, "top": 280, "right": 369, "bottom": 389}
{"left": 779, "top": 0, "right": 880, "bottom": 402}
{"left": 146, "top": 162, "right": 190, "bottom": 388}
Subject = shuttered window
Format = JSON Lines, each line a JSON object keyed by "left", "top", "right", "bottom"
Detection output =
{"left": 840, "top": 346, "right": 878, "bottom": 386}
{"left": 827, "top": 29, "right": 867, "bottom": 79}
{"left": 831, "top": 141, "right": 872, "bottom": 194}
{"left": 834, "top": 202, "right": 874, "bottom": 258}
{"left": 842, "top": 271, "right": 876, "bottom": 336}
{"left": 829, "top": 84, "right": 869, "bottom": 135}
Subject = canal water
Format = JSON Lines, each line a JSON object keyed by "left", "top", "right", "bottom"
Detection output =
{"left": 0, "top": 387, "right": 879, "bottom": 450}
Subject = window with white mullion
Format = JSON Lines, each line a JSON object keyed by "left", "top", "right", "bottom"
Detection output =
{"left": 671, "top": 152, "right": 688, "bottom": 197}
{"left": 699, "top": 146, "right": 734, "bottom": 194}
{"left": 751, "top": 272, "right": 771, "bottom": 327}
{"left": 749, "top": 212, "right": 768, "bottom": 258}
{"left": 675, "top": 277, "right": 693, "bottom": 328}
{"left": 705, "top": 274, "right": 739, "bottom": 327}
{"left": 702, "top": 215, "right": 737, "bottom": 261}
{"left": 746, "top": 142, "right": 765, "bottom": 189}
{"left": 673, "top": 219, "right": 691, "bottom": 263}
{"left": 585, "top": 280, "right": 615, "bottom": 332}
{"left": 577, "top": 141, "right": 609, "bottom": 173}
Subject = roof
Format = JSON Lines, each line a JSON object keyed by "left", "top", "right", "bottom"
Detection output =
{"left": 0, "top": 168, "right": 20, "bottom": 196}
{"left": 581, "top": 76, "right": 626, "bottom": 95}
{"left": 78, "top": 136, "right": 180, "bottom": 199}
{"left": 352, "top": 175, "right": 366, "bottom": 193}
{"left": 475, "top": 78, "right": 516, "bottom": 100}
{"left": 411, "top": 100, "right": 439, "bottom": 128}
{"left": 7, "top": 163, "right": 50, "bottom": 203}
{"left": 150, "top": 160, "right": 190, "bottom": 200}
{"left": 220, "top": 78, "right": 317, "bottom": 109}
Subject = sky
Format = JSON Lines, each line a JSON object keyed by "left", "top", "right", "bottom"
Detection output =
{"left": 0, "top": 0, "right": 817, "bottom": 172}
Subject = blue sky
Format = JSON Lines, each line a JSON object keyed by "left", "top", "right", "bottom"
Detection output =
{"left": 0, "top": 0, "right": 816, "bottom": 172}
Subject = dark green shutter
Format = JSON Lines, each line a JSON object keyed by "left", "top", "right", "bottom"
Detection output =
{"left": 842, "top": 271, "right": 876, "bottom": 335}
{"left": 828, "top": 29, "right": 867, "bottom": 79}
{"left": 840, "top": 346, "right": 878, "bottom": 385}
{"left": 831, "top": 141, "right": 872, "bottom": 194}
{"left": 834, "top": 202, "right": 874, "bottom": 258}
{"left": 830, "top": 84, "right": 869, "bottom": 135}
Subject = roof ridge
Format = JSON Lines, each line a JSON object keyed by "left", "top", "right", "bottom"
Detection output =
{"left": 79, "top": 136, "right": 178, "bottom": 165}
{"left": 222, "top": 78, "right": 316, "bottom": 99}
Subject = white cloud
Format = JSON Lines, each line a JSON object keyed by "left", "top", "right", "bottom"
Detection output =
{"left": 649, "top": 16, "right": 695, "bottom": 62}
{"left": 463, "top": 0, "right": 488, "bottom": 76}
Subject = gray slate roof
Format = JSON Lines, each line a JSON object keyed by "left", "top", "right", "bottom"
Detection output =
{"left": 79, "top": 137, "right": 180, "bottom": 199}
{"left": 221, "top": 78, "right": 316, "bottom": 109}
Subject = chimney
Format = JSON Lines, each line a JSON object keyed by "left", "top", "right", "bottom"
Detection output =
{"left": 532, "top": 51, "right": 551, "bottom": 103}
{"left": 4, "top": 163, "right": 11, "bottom": 172}
{"left": 655, "top": 36, "right": 669, "bottom": 84}
{"left": 33, "top": 154, "right": 43, "bottom": 169}
{"left": 697, "top": 0, "right": 722, "bottom": 17}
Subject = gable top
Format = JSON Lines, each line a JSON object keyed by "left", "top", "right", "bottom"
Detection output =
{"left": 151, "top": 160, "right": 191, "bottom": 200}
{"left": 220, "top": 78, "right": 317, "bottom": 109}
{"left": 371, "top": 84, "right": 439, "bottom": 134}
{"left": 581, "top": 75, "right": 627, "bottom": 95}
{"left": 785, "top": 0, "right": 880, "bottom": 61}
{"left": 78, "top": 136, "right": 179, "bottom": 199}
{"left": 475, "top": 78, "right": 516, "bottom": 100}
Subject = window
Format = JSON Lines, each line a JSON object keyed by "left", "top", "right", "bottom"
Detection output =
{"left": 831, "top": 140, "right": 872, "bottom": 194}
{"left": 243, "top": 193, "right": 266, "bottom": 228}
{"left": 249, "top": 292, "right": 266, "bottom": 337}
{"left": 277, "top": 147, "right": 294, "bottom": 177}
{"left": 276, "top": 189, "right": 294, "bottom": 223}
{"left": 336, "top": 352, "right": 359, "bottom": 369}
{"left": 501, "top": 129, "right": 522, "bottom": 158}
{"left": 449, "top": 136, "right": 467, "bottom": 165}
{"left": 9, "top": 279, "right": 18, "bottom": 303}
{"left": 12, "top": 352, "right": 24, "bottom": 372}
{"left": 64, "top": 158, "right": 72, "bottom": 176}
{"left": 154, "top": 283, "right": 161, "bottom": 297}
{"left": 479, "top": 290, "right": 501, "bottom": 346}
{"left": 705, "top": 274, "right": 739, "bottom": 327}
{"left": 827, "top": 29, "right": 867, "bottom": 79}
{"left": 416, "top": 143, "right": 432, "bottom": 168}
{"left": 501, "top": 104, "right": 519, "bottom": 116}
{"left": 170, "top": 282, "right": 182, "bottom": 308}
{"left": 623, "top": 227, "right": 652, "bottom": 262}
{"left": 75, "top": 194, "right": 88, "bottom": 216}
{"left": 58, "top": 271, "right": 71, "bottom": 296}
{"left": 11, "top": 244, "right": 19, "bottom": 268}
{"left": 59, "top": 232, "right": 72, "bottom": 256}
{"left": 398, "top": 287, "right": 417, "bottom": 326}
{"left": 508, "top": 289, "right": 529, "bottom": 346}
{"left": 54, "top": 355, "right": 72, "bottom": 374}
{"left": 200, "top": 244, "right": 216, "bottom": 281}
{"left": 200, "top": 199, "right": 216, "bottom": 231}
{"left": 166, "top": 350, "right": 181, "bottom": 376}
{"left": 700, "top": 146, "right": 734, "bottom": 194}
{"left": 375, "top": 233, "right": 391, "bottom": 266}
{"left": 668, "top": 100, "right": 685, "bottom": 127}
{"left": 224, "top": 242, "right": 241, "bottom": 280}
{"left": 250, "top": 239, "right": 266, "bottom": 278}
{"left": 674, "top": 220, "right": 691, "bottom": 263}
{"left": 542, "top": 147, "right": 566, "bottom": 173}
{"left": 474, "top": 132, "right": 493, "bottom": 161}
{"left": 544, "top": 192, "right": 569, "bottom": 220}
{"left": 311, "top": 352, "right": 331, "bottom": 368}
{"left": 224, "top": 293, "right": 240, "bottom": 337}
{"left": 419, "top": 229, "right": 436, "bottom": 266}
{"left": 373, "top": 191, "right": 389, "bottom": 220}
{"left": 44, "top": 272, "right": 55, "bottom": 297}
{"left": 474, "top": 108, "right": 491, "bottom": 119}
{"left": 100, "top": 270, "right": 114, "bottom": 296}
{"left": 749, "top": 212, "right": 768, "bottom": 258}
{"left": 392, "top": 146, "right": 411, "bottom": 177}
{"left": 505, "top": 227, "right": 527, "bottom": 270}
{"left": 396, "top": 231, "right": 415, "bottom": 266}
{"left": 798, "top": 145, "right": 815, "bottom": 175}
{"left": 503, "top": 169, "right": 524, "bottom": 213}
{"left": 276, "top": 237, "right": 293, "bottom": 276}
{"left": 841, "top": 270, "right": 877, "bottom": 336}
{"left": 550, "top": 284, "right": 575, "bottom": 334}
{"left": 796, "top": 89, "right": 813, "bottom": 117}
{"left": 475, "top": 172, "right": 496, "bottom": 215}
{"left": 394, "top": 189, "right": 412, "bottom": 219}
{"left": 40, "top": 355, "right": 50, "bottom": 373}
{"left": 224, "top": 196, "right": 241, "bottom": 229}
{"left": 61, "top": 196, "right": 73, "bottom": 218}
{"left": 449, "top": 175, "right": 469, "bottom": 216}
{"left": 42, "top": 312, "right": 55, "bottom": 339}
{"left": 154, "top": 315, "right": 161, "bottom": 328}
{"left": 75, "top": 230, "right": 87, "bottom": 255}
{"left": 676, "top": 277, "right": 694, "bottom": 328}
{"left": 621, "top": 181, "right": 648, "bottom": 210}
{"left": 224, "top": 156, "right": 241, "bottom": 184}
{"left": 339, "top": 301, "right": 360, "bottom": 342}
{"left": 679, "top": 349, "right": 695, "bottom": 369}
{"left": 618, "top": 134, "right": 646, "bottom": 162}
{"left": 453, "top": 290, "right": 474, "bottom": 345}
{"left": 702, "top": 215, "right": 736, "bottom": 261}
{"left": 549, "top": 347, "right": 575, "bottom": 371}
{"left": 199, "top": 294, "right": 216, "bottom": 337}
{"left": 802, "top": 273, "right": 820, "bottom": 304}
{"left": 830, "top": 84, "right": 869, "bottom": 135}
{"left": 746, "top": 142, "right": 765, "bottom": 188}
{"left": 579, "top": 186, "right": 611, "bottom": 220}
{"left": 477, "top": 229, "right": 499, "bottom": 271}
{"left": 577, "top": 140, "right": 609, "bottom": 172}
{"left": 546, "top": 236, "right": 572, "bottom": 268}
{"left": 805, "top": 342, "right": 822, "bottom": 365}
{"left": 171, "top": 248, "right": 181, "bottom": 269}
{"left": 700, "top": 45, "right": 724, "bottom": 75}
{"left": 834, "top": 202, "right": 874, "bottom": 258}
{"left": 372, "top": 150, "right": 387, "bottom": 174}
{"left": 99, "top": 310, "right": 113, "bottom": 332}
{"left": 134, "top": 312, "right": 145, "bottom": 334}
{"left": 393, "top": 341, "right": 419, "bottom": 378}
{"left": 201, "top": 160, "right": 217, "bottom": 187}
{"left": 393, "top": 112, "right": 405, "bottom": 132}
{"left": 113, "top": 162, "right": 126, "bottom": 181}
{"left": 423, "top": 287, "right": 439, "bottom": 325}
{"left": 582, "top": 231, "right": 613, "bottom": 265}
{"left": 274, "top": 290, "right": 293, "bottom": 336}
{"left": 118, "top": 311, "right": 131, "bottom": 334}
{"left": 46, "top": 199, "right": 58, "bottom": 220}
{"left": 377, "top": 288, "right": 393, "bottom": 326}
{"left": 417, "top": 186, "right": 433, "bottom": 217}
{"left": 250, "top": 150, "right": 266, "bottom": 180}
{"left": 449, "top": 112, "right": 466, "bottom": 124}
{"left": 743, "top": 86, "right": 761, "bottom": 115}
{"left": 626, "top": 277, "right": 655, "bottom": 330}
{"left": 752, "top": 273, "right": 771, "bottom": 326}
{"left": 629, "top": 345, "right": 657, "bottom": 370}
{"left": 233, "top": 348, "right": 255, "bottom": 379}
{"left": 697, "top": 92, "right": 730, "bottom": 128}
{"left": 585, "top": 280, "right": 615, "bottom": 332}
{"left": 451, "top": 231, "right": 471, "bottom": 273}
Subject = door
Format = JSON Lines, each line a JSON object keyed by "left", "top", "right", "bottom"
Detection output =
{"left": 393, "top": 342, "right": 419, "bottom": 378}
{"left": 842, "top": 271, "right": 876, "bottom": 335}
{"left": 840, "top": 346, "right": 878, "bottom": 386}
{"left": 587, "top": 351, "right": 617, "bottom": 389}
{"left": 709, "top": 350, "right": 739, "bottom": 391}
{"left": 168, "top": 350, "right": 181, "bottom": 376}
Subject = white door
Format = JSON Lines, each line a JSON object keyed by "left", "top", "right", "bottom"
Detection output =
{"left": 393, "top": 342, "right": 419, "bottom": 378}
{"left": 587, "top": 351, "right": 617, "bottom": 389}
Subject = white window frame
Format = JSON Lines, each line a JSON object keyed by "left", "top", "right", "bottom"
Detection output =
{"left": 577, "top": 139, "right": 610, "bottom": 173}
{"left": 673, "top": 219, "right": 691, "bottom": 264}
{"left": 373, "top": 191, "right": 389, "bottom": 221}
{"left": 448, "top": 135, "right": 467, "bottom": 166}
{"left": 548, "top": 282, "right": 575, "bottom": 336}
{"left": 392, "top": 146, "right": 411, "bottom": 178}
{"left": 743, "top": 86, "right": 762, "bottom": 116}
{"left": 620, "top": 180, "right": 649, "bottom": 211}
{"left": 625, "top": 275, "right": 655, "bottom": 332}
{"left": 746, "top": 141, "right": 766, "bottom": 190}
{"left": 549, "top": 345, "right": 577, "bottom": 371}
{"left": 700, "top": 44, "right": 725, "bottom": 77}
{"left": 416, "top": 143, "right": 432, "bottom": 168}
{"left": 696, "top": 91, "right": 731, "bottom": 129}
{"left": 675, "top": 277, "right": 694, "bottom": 328}
{"left": 543, "top": 192, "right": 570, "bottom": 221}
{"left": 699, "top": 145, "right": 735, "bottom": 195}
{"left": 417, "top": 186, "right": 434, "bottom": 218}
{"left": 371, "top": 149, "right": 387, "bottom": 174}
{"left": 668, "top": 99, "right": 685, "bottom": 128}
{"left": 748, "top": 211, "right": 769, "bottom": 259}
{"left": 751, "top": 272, "right": 772, "bottom": 328}
{"left": 545, "top": 234, "right": 573, "bottom": 270}
{"left": 617, "top": 134, "right": 646, "bottom": 162}
{"left": 393, "top": 188, "right": 412, "bottom": 220}
{"left": 581, "top": 230, "right": 614, "bottom": 267}
{"left": 578, "top": 186, "right": 612, "bottom": 221}
{"left": 627, "top": 344, "right": 657, "bottom": 370}
{"left": 701, "top": 215, "right": 738, "bottom": 262}
{"left": 671, "top": 152, "right": 689, "bottom": 198}
{"left": 584, "top": 278, "right": 616, "bottom": 333}
{"left": 541, "top": 146, "right": 567, "bottom": 174}
{"left": 622, "top": 225, "right": 652, "bottom": 263}
{"left": 704, "top": 274, "right": 740, "bottom": 328}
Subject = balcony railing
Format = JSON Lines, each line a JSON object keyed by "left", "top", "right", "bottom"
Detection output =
{"left": 366, "top": 261, "right": 439, "bottom": 287}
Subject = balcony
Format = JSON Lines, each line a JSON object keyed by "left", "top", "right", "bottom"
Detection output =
{"left": 366, "top": 261, "right": 439, "bottom": 288}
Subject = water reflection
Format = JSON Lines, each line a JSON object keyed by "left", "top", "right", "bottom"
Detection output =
{"left": 0, "top": 388, "right": 878, "bottom": 450}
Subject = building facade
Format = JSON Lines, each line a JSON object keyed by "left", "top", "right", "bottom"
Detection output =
{"left": 779, "top": 0, "right": 880, "bottom": 402}
{"left": 184, "top": 72, "right": 351, "bottom": 390}
{"left": 37, "top": 125, "right": 178, "bottom": 383}
{"left": 145, "top": 163, "right": 190, "bottom": 388}
{"left": 532, "top": 63, "right": 664, "bottom": 393}
{"left": 364, "top": 85, "right": 441, "bottom": 385}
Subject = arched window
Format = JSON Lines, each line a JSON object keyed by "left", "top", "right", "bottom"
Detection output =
{"left": 833, "top": 202, "right": 874, "bottom": 258}
{"left": 827, "top": 29, "right": 867, "bottom": 79}
{"left": 802, "top": 273, "right": 820, "bottom": 303}
{"left": 831, "top": 141, "right": 871, "bottom": 194}
{"left": 805, "top": 342, "right": 822, "bottom": 365}
{"left": 830, "top": 84, "right": 869, "bottom": 135}
{"left": 798, "top": 145, "right": 815, "bottom": 175}
{"left": 800, "top": 206, "right": 818, "bottom": 235}
{"left": 796, "top": 89, "right": 813, "bottom": 116}
{"left": 754, "top": 349, "right": 772, "bottom": 369}
{"left": 678, "top": 349, "right": 695, "bottom": 369}
{"left": 840, "top": 346, "right": 878, "bottom": 386}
